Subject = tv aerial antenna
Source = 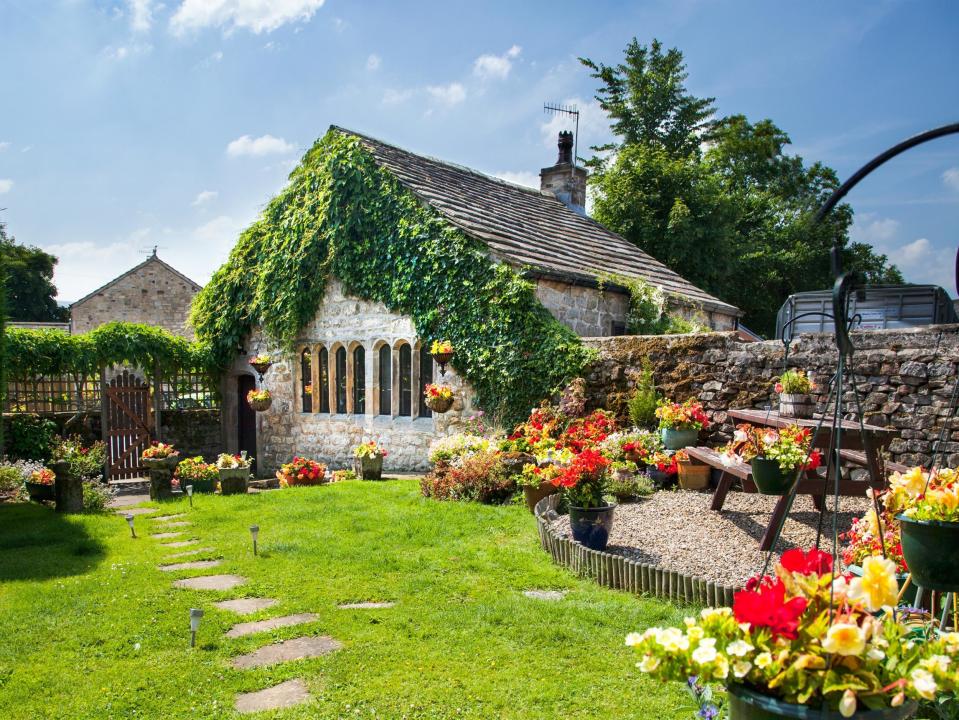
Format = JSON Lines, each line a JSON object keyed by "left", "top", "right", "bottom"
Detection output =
{"left": 544, "top": 102, "right": 580, "bottom": 170}
{"left": 140, "top": 245, "right": 167, "bottom": 257}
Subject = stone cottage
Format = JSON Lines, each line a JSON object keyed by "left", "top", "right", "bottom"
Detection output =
{"left": 216, "top": 126, "right": 741, "bottom": 473}
{"left": 70, "top": 251, "right": 202, "bottom": 339}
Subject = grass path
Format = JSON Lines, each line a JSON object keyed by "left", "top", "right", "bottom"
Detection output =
{"left": 0, "top": 480, "right": 693, "bottom": 719}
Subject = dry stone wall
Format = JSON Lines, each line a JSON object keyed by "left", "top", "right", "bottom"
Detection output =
{"left": 583, "top": 325, "right": 959, "bottom": 468}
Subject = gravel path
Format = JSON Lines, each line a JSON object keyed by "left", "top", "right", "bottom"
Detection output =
{"left": 550, "top": 490, "right": 870, "bottom": 588}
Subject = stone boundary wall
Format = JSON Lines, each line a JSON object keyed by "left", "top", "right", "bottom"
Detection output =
{"left": 534, "top": 494, "right": 737, "bottom": 605}
{"left": 582, "top": 325, "right": 959, "bottom": 468}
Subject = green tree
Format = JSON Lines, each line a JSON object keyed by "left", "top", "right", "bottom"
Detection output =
{"left": 581, "top": 40, "right": 902, "bottom": 336}
{"left": 0, "top": 221, "right": 69, "bottom": 322}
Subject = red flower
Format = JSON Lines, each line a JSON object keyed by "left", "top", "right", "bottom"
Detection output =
{"left": 780, "top": 548, "right": 833, "bottom": 576}
{"left": 803, "top": 450, "right": 822, "bottom": 471}
{"left": 733, "top": 577, "right": 808, "bottom": 639}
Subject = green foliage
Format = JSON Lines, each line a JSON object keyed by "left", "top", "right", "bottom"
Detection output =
{"left": 6, "top": 414, "right": 57, "bottom": 462}
{"left": 0, "top": 221, "right": 68, "bottom": 323}
{"left": 81, "top": 481, "right": 113, "bottom": 512}
{"left": 627, "top": 359, "right": 660, "bottom": 429}
{"left": 581, "top": 39, "right": 902, "bottom": 337}
{"left": 600, "top": 272, "right": 703, "bottom": 335}
{"left": 53, "top": 438, "right": 106, "bottom": 481}
{"left": 192, "top": 130, "right": 594, "bottom": 425}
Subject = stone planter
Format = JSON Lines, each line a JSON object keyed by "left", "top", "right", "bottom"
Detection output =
{"left": 750, "top": 458, "right": 794, "bottom": 495}
{"left": 661, "top": 428, "right": 698, "bottom": 451}
{"left": 143, "top": 455, "right": 181, "bottom": 501}
{"left": 425, "top": 394, "right": 454, "bottom": 413}
{"left": 523, "top": 479, "right": 558, "bottom": 513}
{"left": 677, "top": 461, "right": 710, "bottom": 491}
{"left": 218, "top": 467, "right": 250, "bottom": 495}
{"left": 51, "top": 460, "right": 84, "bottom": 513}
{"left": 779, "top": 393, "right": 815, "bottom": 419}
{"left": 568, "top": 503, "right": 615, "bottom": 551}
{"left": 726, "top": 683, "right": 916, "bottom": 719}
{"left": 354, "top": 455, "right": 384, "bottom": 481}
{"left": 248, "top": 396, "right": 272, "bottom": 412}
{"left": 897, "top": 515, "right": 959, "bottom": 593}
{"left": 25, "top": 480, "right": 56, "bottom": 503}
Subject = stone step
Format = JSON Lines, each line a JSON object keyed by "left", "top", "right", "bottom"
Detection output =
{"left": 248, "top": 477, "right": 280, "bottom": 490}
{"left": 231, "top": 636, "right": 341, "bottom": 669}
{"left": 225, "top": 613, "right": 319, "bottom": 639}
{"left": 153, "top": 513, "right": 187, "bottom": 522}
{"left": 114, "top": 506, "right": 157, "bottom": 517}
{"left": 174, "top": 574, "right": 247, "bottom": 591}
{"left": 161, "top": 539, "right": 199, "bottom": 548}
{"left": 108, "top": 477, "right": 150, "bottom": 496}
{"left": 214, "top": 598, "right": 279, "bottom": 615}
{"left": 108, "top": 493, "right": 152, "bottom": 508}
{"left": 235, "top": 679, "right": 310, "bottom": 714}
{"left": 166, "top": 547, "right": 217, "bottom": 559}
{"left": 159, "top": 559, "right": 222, "bottom": 573}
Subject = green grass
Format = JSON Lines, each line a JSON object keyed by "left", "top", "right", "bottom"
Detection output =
{"left": 0, "top": 480, "right": 693, "bottom": 719}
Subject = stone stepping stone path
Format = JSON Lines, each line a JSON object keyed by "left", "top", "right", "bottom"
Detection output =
{"left": 153, "top": 521, "right": 191, "bottom": 528}
{"left": 165, "top": 547, "right": 217, "bottom": 559}
{"left": 174, "top": 574, "right": 247, "bottom": 591}
{"left": 150, "top": 531, "right": 184, "bottom": 540}
{"left": 115, "top": 507, "right": 158, "bottom": 517}
{"left": 235, "top": 678, "right": 310, "bottom": 714}
{"left": 523, "top": 590, "right": 567, "bottom": 601}
{"left": 231, "top": 636, "right": 342, "bottom": 670}
{"left": 338, "top": 602, "right": 395, "bottom": 610}
{"left": 162, "top": 539, "right": 199, "bottom": 548}
{"left": 225, "top": 613, "right": 319, "bottom": 639}
{"left": 159, "top": 560, "right": 222, "bottom": 573}
{"left": 152, "top": 513, "right": 186, "bottom": 522}
{"left": 214, "top": 598, "right": 278, "bottom": 615}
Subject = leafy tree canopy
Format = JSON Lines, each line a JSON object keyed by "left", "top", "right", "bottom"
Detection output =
{"left": 581, "top": 39, "right": 902, "bottom": 336}
{"left": 0, "top": 221, "right": 69, "bottom": 323}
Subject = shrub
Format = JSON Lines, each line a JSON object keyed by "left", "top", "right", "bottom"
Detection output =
{"left": 627, "top": 360, "right": 659, "bottom": 429}
{"left": 421, "top": 450, "right": 515, "bottom": 504}
{"left": 606, "top": 468, "right": 654, "bottom": 501}
{"left": 427, "top": 434, "right": 490, "bottom": 465}
{"left": 82, "top": 481, "right": 114, "bottom": 512}
{"left": 332, "top": 469, "right": 357, "bottom": 482}
{"left": 53, "top": 437, "right": 106, "bottom": 481}
{"left": 6, "top": 414, "right": 57, "bottom": 462}
{"left": 0, "top": 459, "right": 41, "bottom": 502}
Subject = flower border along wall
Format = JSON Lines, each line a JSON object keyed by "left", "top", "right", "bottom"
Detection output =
{"left": 190, "top": 130, "right": 593, "bottom": 427}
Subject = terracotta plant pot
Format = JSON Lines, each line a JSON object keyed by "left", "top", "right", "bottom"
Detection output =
{"left": 523, "top": 479, "right": 558, "bottom": 513}
{"left": 897, "top": 515, "right": 959, "bottom": 593}
{"left": 25, "top": 481, "right": 55, "bottom": 503}
{"left": 425, "top": 394, "right": 454, "bottom": 413}
{"left": 218, "top": 467, "right": 249, "bottom": 495}
{"left": 568, "top": 503, "right": 616, "bottom": 551}
{"left": 143, "top": 455, "right": 181, "bottom": 501}
{"left": 726, "top": 683, "right": 916, "bottom": 719}
{"left": 750, "top": 458, "right": 794, "bottom": 495}
{"left": 248, "top": 396, "right": 272, "bottom": 412}
{"left": 779, "top": 393, "right": 815, "bottom": 419}
{"left": 354, "top": 455, "right": 384, "bottom": 481}
{"left": 661, "top": 428, "right": 699, "bottom": 451}
{"left": 677, "top": 461, "right": 711, "bottom": 490}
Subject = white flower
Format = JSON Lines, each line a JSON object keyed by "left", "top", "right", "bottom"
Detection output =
{"left": 638, "top": 655, "right": 660, "bottom": 673}
{"left": 911, "top": 668, "right": 938, "bottom": 700}
{"left": 692, "top": 642, "right": 718, "bottom": 665}
{"left": 726, "top": 640, "right": 754, "bottom": 657}
{"left": 755, "top": 652, "right": 773, "bottom": 669}
{"left": 923, "top": 655, "right": 951, "bottom": 673}
{"left": 866, "top": 647, "right": 885, "bottom": 661}
{"left": 733, "top": 660, "right": 752, "bottom": 678}
{"left": 822, "top": 623, "right": 866, "bottom": 657}
{"left": 656, "top": 627, "right": 689, "bottom": 652}
{"left": 733, "top": 429, "right": 748, "bottom": 443}
{"left": 625, "top": 633, "right": 643, "bottom": 647}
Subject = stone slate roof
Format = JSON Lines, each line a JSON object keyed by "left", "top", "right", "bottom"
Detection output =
{"left": 334, "top": 126, "right": 739, "bottom": 317}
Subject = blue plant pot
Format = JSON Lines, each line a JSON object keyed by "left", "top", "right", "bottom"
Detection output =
{"left": 568, "top": 503, "right": 615, "bottom": 551}
{"left": 661, "top": 428, "right": 699, "bottom": 451}
{"left": 727, "top": 683, "right": 917, "bottom": 719}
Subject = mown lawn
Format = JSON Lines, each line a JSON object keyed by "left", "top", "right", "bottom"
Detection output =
{"left": 0, "top": 480, "right": 693, "bottom": 719}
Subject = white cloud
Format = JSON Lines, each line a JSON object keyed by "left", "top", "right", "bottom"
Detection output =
{"left": 366, "top": 53, "right": 380, "bottom": 71}
{"left": 426, "top": 82, "right": 466, "bottom": 107}
{"left": 849, "top": 213, "right": 900, "bottom": 245}
{"left": 47, "top": 241, "right": 143, "bottom": 302}
{"left": 102, "top": 43, "right": 152, "bottom": 61}
{"left": 0, "top": 179, "right": 13, "bottom": 194}
{"left": 850, "top": 212, "right": 954, "bottom": 291}
{"left": 492, "top": 170, "right": 539, "bottom": 189}
{"left": 192, "top": 190, "right": 218, "bottom": 206}
{"left": 127, "top": 0, "right": 153, "bottom": 32}
{"left": 943, "top": 167, "right": 959, "bottom": 193}
{"left": 226, "top": 134, "right": 294, "bottom": 157}
{"left": 170, "top": 0, "right": 325, "bottom": 35}
{"left": 0, "top": 141, "right": 10, "bottom": 152}
{"left": 382, "top": 88, "right": 413, "bottom": 105}
{"left": 473, "top": 44, "right": 521, "bottom": 80}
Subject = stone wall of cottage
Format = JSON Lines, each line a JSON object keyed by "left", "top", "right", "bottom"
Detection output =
{"left": 70, "top": 257, "right": 200, "bottom": 339}
{"left": 230, "top": 280, "right": 479, "bottom": 474}
{"left": 582, "top": 325, "right": 959, "bottom": 468}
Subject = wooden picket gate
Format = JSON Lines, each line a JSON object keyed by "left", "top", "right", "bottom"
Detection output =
{"left": 103, "top": 370, "right": 152, "bottom": 480}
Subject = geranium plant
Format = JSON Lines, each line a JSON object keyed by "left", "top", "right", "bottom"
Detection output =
{"left": 518, "top": 462, "right": 563, "bottom": 489}
{"left": 354, "top": 440, "right": 387, "bottom": 460}
{"left": 648, "top": 450, "right": 678, "bottom": 475}
{"left": 627, "top": 547, "right": 958, "bottom": 715}
{"left": 424, "top": 383, "right": 454, "bottom": 402}
{"left": 559, "top": 410, "right": 618, "bottom": 453}
{"left": 550, "top": 448, "right": 609, "bottom": 508}
{"left": 216, "top": 453, "right": 252, "bottom": 470}
{"left": 601, "top": 430, "right": 663, "bottom": 464}
{"left": 655, "top": 398, "right": 709, "bottom": 431}
{"left": 501, "top": 404, "right": 563, "bottom": 455}
{"left": 277, "top": 456, "right": 326, "bottom": 487}
{"left": 776, "top": 369, "right": 814, "bottom": 395}
{"left": 142, "top": 442, "right": 178, "bottom": 460}
{"left": 28, "top": 468, "right": 55, "bottom": 485}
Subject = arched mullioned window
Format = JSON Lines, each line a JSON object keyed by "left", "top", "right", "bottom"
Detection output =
{"left": 418, "top": 346, "right": 433, "bottom": 418}
{"left": 378, "top": 345, "right": 391, "bottom": 416}
{"left": 300, "top": 348, "right": 312, "bottom": 413}
{"left": 398, "top": 343, "right": 412, "bottom": 417}
{"left": 335, "top": 347, "right": 348, "bottom": 414}
{"left": 353, "top": 346, "right": 366, "bottom": 415}
{"left": 318, "top": 347, "right": 330, "bottom": 413}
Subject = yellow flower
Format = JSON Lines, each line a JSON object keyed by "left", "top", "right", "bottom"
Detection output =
{"left": 891, "top": 467, "right": 927, "bottom": 499}
{"left": 848, "top": 556, "right": 898, "bottom": 612}
{"left": 911, "top": 668, "right": 938, "bottom": 700}
{"left": 638, "top": 655, "right": 660, "bottom": 673}
{"left": 712, "top": 655, "right": 729, "bottom": 680}
{"left": 687, "top": 626, "right": 704, "bottom": 643}
{"left": 864, "top": 508, "right": 880, "bottom": 537}
{"left": 822, "top": 623, "right": 866, "bottom": 657}
{"left": 755, "top": 652, "right": 773, "bottom": 669}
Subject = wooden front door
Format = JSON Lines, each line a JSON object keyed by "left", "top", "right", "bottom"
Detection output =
{"left": 237, "top": 375, "right": 257, "bottom": 474}
{"left": 104, "top": 370, "right": 152, "bottom": 480}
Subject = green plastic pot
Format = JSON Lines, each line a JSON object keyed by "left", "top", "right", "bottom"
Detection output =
{"left": 897, "top": 515, "right": 959, "bottom": 593}
{"left": 727, "top": 684, "right": 917, "bottom": 719}
{"left": 661, "top": 428, "right": 699, "bottom": 450}
{"left": 749, "top": 458, "right": 794, "bottom": 495}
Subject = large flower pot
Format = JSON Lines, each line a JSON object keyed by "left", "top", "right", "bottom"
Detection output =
{"left": 661, "top": 428, "right": 698, "bottom": 451}
{"left": 143, "top": 456, "right": 180, "bottom": 501}
{"left": 677, "top": 461, "right": 711, "bottom": 490}
{"left": 750, "top": 458, "right": 794, "bottom": 495}
{"left": 897, "top": 515, "right": 959, "bottom": 593}
{"left": 647, "top": 468, "right": 672, "bottom": 488}
{"left": 568, "top": 503, "right": 615, "bottom": 551}
{"left": 726, "top": 684, "right": 916, "bottom": 719}
{"left": 184, "top": 477, "right": 217, "bottom": 494}
{"left": 523, "top": 479, "right": 559, "bottom": 513}
{"left": 425, "top": 395, "right": 454, "bottom": 413}
{"left": 51, "top": 460, "right": 85, "bottom": 513}
{"left": 25, "top": 480, "right": 56, "bottom": 503}
{"left": 779, "top": 393, "right": 815, "bottom": 419}
{"left": 354, "top": 456, "right": 383, "bottom": 481}
{"left": 218, "top": 467, "right": 249, "bottom": 495}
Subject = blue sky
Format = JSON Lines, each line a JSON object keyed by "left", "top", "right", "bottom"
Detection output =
{"left": 1, "top": 0, "right": 957, "bottom": 302}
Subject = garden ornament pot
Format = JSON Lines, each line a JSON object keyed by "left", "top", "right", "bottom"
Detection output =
{"left": 25, "top": 480, "right": 56, "bottom": 503}
{"left": 726, "top": 683, "right": 916, "bottom": 719}
{"left": 249, "top": 396, "right": 272, "bottom": 412}
{"left": 661, "top": 428, "right": 698, "bottom": 451}
{"left": 568, "top": 503, "right": 615, "bottom": 551}
{"left": 51, "top": 460, "right": 85, "bottom": 513}
{"left": 354, "top": 455, "right": 384, "bottom": 481}
{"left": 186, "top": 477, "right": 216, "bottom": 494}
{"left": 897, "top": 515, "right": 959, "bottom": 592}
{"left": 431, "top": 350, "right": 454, "bottom": 374}
{"left": 779, "top": 394, "right": 815, "bottom": 419}
{"left": 749, "top": 458, "right": 794, "bottom": 495}
{"left": 218, "top": 467, "right": 249, "bottom": 495}
{"left": 677, "top": 461, "right": 711, "bottom": 491}
{"left": 143, "top": 456, "right": 181, "bottom": 501}
{"left": 425, "top": 395, "right": 454, "bottom": 413}
{"left": 523, "top": 479, "right": 558, "bottom": 513}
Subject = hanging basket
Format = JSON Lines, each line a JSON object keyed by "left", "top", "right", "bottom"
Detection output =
{"left": 749, "top": 458, "right": 795, "bottom": 495}
{"left": 250, "top": 360, "right": 273, "bottom": 377}
{"left": 431, "top": 350, "right": 454, "bottom": 374}
{"left": 897, "top": 515, "right": 959, "bottom": 592}
{"left": 248, "top": 396, "right": 272, "bottom": 412}
{"left": 727, "top": 684, "right": 916, "bottom": 719}
{"left": 779, "top": 393, "right": 815, "bottom": 419}
{"left": 425, "top": 394, "right": 454, "bottom": 413}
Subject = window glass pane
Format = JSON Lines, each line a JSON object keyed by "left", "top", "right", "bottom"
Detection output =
{"left": 378, "top": 346, "right": 391, "bottom": 415}
{"left": 418, "top": 346, "right": 433, "bottom": 417}
{"left": 319, "top": 348, "right": 330, "bottom": 413}
{"left": 353, "top": 346, "right": 366, "bottom": 415}
{"left": 399, "top": 344, "right": 412, "bottom": 417}
{"left": 335, "top": 347, "right": 347, "bottom": 414}
{"left": 300, "top": 349, "right": 312, "bottom": 413}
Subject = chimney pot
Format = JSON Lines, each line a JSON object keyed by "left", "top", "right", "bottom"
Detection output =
{"left": 556, "top": 131, "right": 574, "bottom": 165}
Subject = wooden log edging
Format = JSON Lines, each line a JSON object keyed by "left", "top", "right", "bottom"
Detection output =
{"left": 533, "top": 495, "right": 739, "bottom": 606}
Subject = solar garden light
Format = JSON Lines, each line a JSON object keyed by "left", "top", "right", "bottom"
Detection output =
{"left": 250, "top": 524, "right": 260, "bottom": 556}
{"left": 124, "top": 513, "right": 136, "bottom": 538}
{"left": 186, "top": 484, "right": 193, "bottom": 507}
{"left": 189, "top": 608, "right": 203, "bottom": 648}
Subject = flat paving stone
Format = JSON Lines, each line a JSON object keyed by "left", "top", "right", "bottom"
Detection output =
{"left": 173, "top": 574, "right": 247, "bottom": 591}
{"left": 225, "top": 613, "right": 319, "bottom": 639}
{"left": 337, "top": 602, "right": 395, "bottom": 610}
{"left": 231, "top": 636, "right": 342, "bottom": 669}
{"left": 150, "top": 531, "right": 184, "bottom": 539}
{"left": 159, "top": 559, "right": 222, "bottom": 572}
{"left": 235, "top": 679, "right": 310, "bottom": 714}
{"left": 161, "top": 539, "right": 199, "bottom": 548}
{"left": 214, "top": 598, "right": 279, "bottom": 615}
{"left": 152, "top": 513, "right": 187, "bottom": 522}
{"left": 108, "top": 494, "right": 151, "bottom": 508}
{"left": 165, "top": 547, "right": 217, "bottom": 559}
{"left": 523, "top": 590, "right": 567, "bottom": 601}
{"left": 114, "top": 507, "right": 157, "bottom": 516}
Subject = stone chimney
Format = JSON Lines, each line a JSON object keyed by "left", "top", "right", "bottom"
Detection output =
{"left": 539, "top": 130, "right": 587, "bottom": 215}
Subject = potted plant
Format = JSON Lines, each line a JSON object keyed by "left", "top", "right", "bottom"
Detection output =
{"left": 655, "top": 398, "right": 709, "bottom": 450}
{"left": 430, "top": 340, "right": 454, "bottom": 374}
{"left": 249, "top": 353, "right": 273, "bottom": 377}
{"left": 607, "top": 462, "right": 654, "bottom": 503}
{"left": 247, "top": 388, "right": 272, "bottom": 412}
{"left": 647, "top": 450, "right": 678, "bottom": 488}
{"left": 518, "top": 462, "right": 562, "bottom": 513}
{"left": 722, "top": 424, "right": 821, "bottom": 495}
{"left": 840, "top": 505, "right": 915, "bottom": 605}
{"left": 776, "top": 369, "right": 816, "bottom": 419}
{"left": 600, "top": 430, "right": 661, "bottom": 468}
{"left": 277, "top": 456, "right": 328, "bottom": 487}
{"left": 353, "top": 441, "right": 387, "bottom": 480}
{"left": 675, "top": 449, "right": 711, "bottom": 491}
{"left": 884, "top": 466, "right": 959, "bottom": 593}
{"left": 216, "top": 453, "right": 252, "bottom": 495}
{"left": 142, "top": 442, "right": 181, "bottom": 501}
{"left": 423, "top": 383, "right": 455, "bottom": 413}
{"left": 551, "top": 448, "right": 614, "bottom": 551}
{"left": 626, "top": 547, "right": 954, "bottom": 718}
{"left": 173, "top": 456, "right": 218, "bottom": 494}
{"left": 24, "top": 467, "right": 56, "bottom": 503}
